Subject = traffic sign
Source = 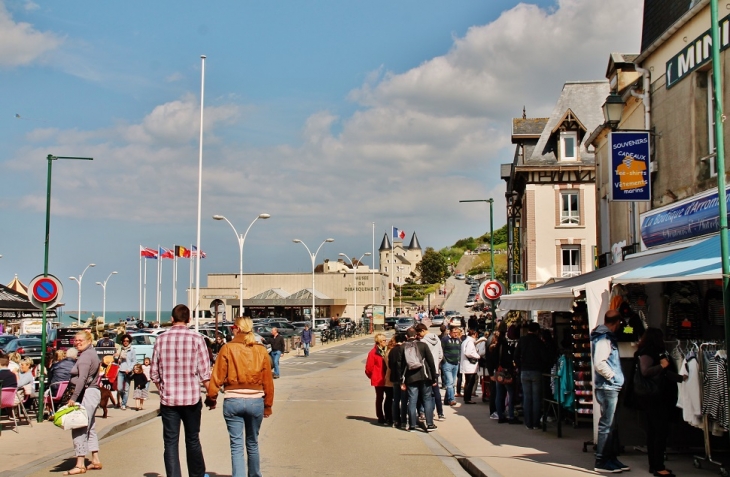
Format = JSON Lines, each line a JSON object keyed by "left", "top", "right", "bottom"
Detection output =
{"left": 480, "top": 280, "right": 504, "bottom": 301}
{"left": 28, "top": 274, "right": 64, "bottom": 309}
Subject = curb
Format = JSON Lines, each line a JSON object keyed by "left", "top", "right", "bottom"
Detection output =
{"left": 429, "top": 432, "right": 503, "bottom": 477}
{"left": 4, "top": 408, "right": 160, "bottom": 477}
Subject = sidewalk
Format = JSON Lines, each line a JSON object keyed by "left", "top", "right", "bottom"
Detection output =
{"left": 0, "top": 331, "right": 372, "bottom": 477}
{"left": 434, "top": 397, "right": 709, "bottom": 477}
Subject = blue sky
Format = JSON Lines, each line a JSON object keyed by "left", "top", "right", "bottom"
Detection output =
{"left": 0, "top": 0, "right": 642, "bottom": 313}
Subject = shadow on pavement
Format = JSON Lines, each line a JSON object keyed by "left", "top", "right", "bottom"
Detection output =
{"left": 143, "top": 473, "right": 230, "bottom": 477}
{"left": 346, "top": 415, "right": 386, "bottom": 426}
{"left": 46, "top": 458, "right": 79, "bottom": 474}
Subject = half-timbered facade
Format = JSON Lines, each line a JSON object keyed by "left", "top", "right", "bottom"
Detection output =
{"left": 502, "top": 81, "right": 608, "bottom": 289}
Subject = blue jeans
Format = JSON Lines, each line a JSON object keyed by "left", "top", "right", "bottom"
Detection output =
{"left": 496, "top": 381, "right": 515, "bottom": 419}
{"left": 160, "top": 400, "right": 206, "bottom": 477}
{"left": 595, "top": 388, "right": 620, "bottom": 462}
{"left": 407, "top": 381, "right": 434, "bottom": 428}
{"left": 223, "top": 397, "right": 264, "bottom": 477}
{"left": 521, "top": 370, "right": 542, "bottom": 428}
{"left": 117, "top": 371, "right": 131, "bottom": 407}
{"left": 270, "top": 351, "right": 281, "bottom": 377}
{"left": 392, "top": 384, "right": 407, "bottom": 426}
{"left": 441, "top": 361, "right": 458, "bottom": 403}
{"left": 302, "top": 342, "right": 310, "bottom": 357}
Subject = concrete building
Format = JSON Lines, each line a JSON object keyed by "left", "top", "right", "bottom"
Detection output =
{"left": 588, "top": 0, "right": 730, "bottom": 262}
{"left": 502, "top": 81, "right": 607, "bottom": 289}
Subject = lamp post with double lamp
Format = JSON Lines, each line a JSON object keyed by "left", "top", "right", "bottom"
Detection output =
{"left": 70, "top": 263, "right": 96, "bottom": 326}
{"left": 38, "top": 154, "right": 93, "bottom": 421}
{"left": 338, "top": 252, "right": 371, "bottom": 324}
{"left": 95, "top": 271, "right": 118, "bottom": 321}
{"left": 293, "top": 238, "right": 334, "bottom": 330}
{"left": 212, "top": 213, "right": 271, "bottom": 317}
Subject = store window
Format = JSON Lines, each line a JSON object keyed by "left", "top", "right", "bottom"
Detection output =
{"left": 560, "top": 191, "right": 580, "bottom": 225}
{"left": 560, "top": 131, "right": 578, "bottom": 161}
{"left": 561, "top": 246, "right": 581, "bottom": 277}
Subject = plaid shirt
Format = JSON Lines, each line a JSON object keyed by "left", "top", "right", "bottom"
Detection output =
{"left": 151, "top": 325, "right": 211, "bottom": 406}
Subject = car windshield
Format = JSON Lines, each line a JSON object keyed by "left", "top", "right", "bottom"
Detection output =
{"left": 397, "top": 318, "right": 413, "bottom": 324}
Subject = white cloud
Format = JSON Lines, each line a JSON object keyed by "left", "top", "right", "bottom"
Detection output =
{"left": 165, "top": 72, "right": 183, "bottom": 83}
{"left": 3, "top": 0, "right": 643, "bottom": 248}
{"left": 23, "top": 1, "right": 39, "bottom": 11}
{"left": 0, "top": 1, "right": 62, "bottom": 67}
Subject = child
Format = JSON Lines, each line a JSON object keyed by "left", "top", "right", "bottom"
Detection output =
{"left": 131, "top": 363, "right": 149, "bottom": 411}
{"left": 142, "top": 357, "right": 151, "bottom": 391}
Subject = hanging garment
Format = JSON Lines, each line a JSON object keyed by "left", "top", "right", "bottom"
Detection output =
{"left": 554, "top": 354, "right": 574, "bottom": 410}
{"left": 701, "top": 354, "right": 729, "bottom": 432}
{"left": 677, "top": 355, "right": 702, "bottom": 428}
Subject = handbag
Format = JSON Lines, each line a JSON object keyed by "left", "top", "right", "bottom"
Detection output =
{"left": 53, "top": 405, "right": 89, "bottom": 430}
{"left": 632, "top": 359, "right": 662, "bottom": 398}
{"left": 495, "top": 366, "right": 513, "bottom": 384}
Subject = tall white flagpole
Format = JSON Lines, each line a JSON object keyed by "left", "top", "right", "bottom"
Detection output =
{"left": 157, "top": 245, "right": 162, "bottom": 324}
{"left": 194, "top": 55, "right": 206, "bottom": 331}
{"left": 391, "top": 226, "right": 394, "bottom": 316}
{"left": 139, "top": 249, "right": 142, "bottom": 321}
{"left": 143, "top": 257, "right": 148, "bottom": 324}
{"left": 371, "top": 222, "right": 375, "bottom": 319}
{"left": 189, "top": 244, "right": 193, "bottom": 310}
{"left": 173, "top": 253, "right": 177, "bottom": 307}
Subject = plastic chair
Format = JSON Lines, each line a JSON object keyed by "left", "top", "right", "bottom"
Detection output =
{"left": 44, "top": 381, "right": 68, "bottom": 416}
{"left": 15, "top": 389, "right": 33, "bottom": 427}
{"left": 1, "top": 387, "right": 23, "bottom": 433}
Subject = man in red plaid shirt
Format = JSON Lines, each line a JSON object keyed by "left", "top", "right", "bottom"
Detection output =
{"left": 151, "top": 304, "right": 212, "bottom": 477}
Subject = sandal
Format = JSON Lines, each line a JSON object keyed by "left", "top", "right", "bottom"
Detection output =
{"left": 63, "top": 467, "right": 86, "bottom": 475}
{"left": 88, "top": 463, "right": 103, "bottom": 470}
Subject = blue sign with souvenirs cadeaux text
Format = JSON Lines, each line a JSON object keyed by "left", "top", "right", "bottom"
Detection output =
{"left": 640, "top": 186, "right": 730, "bottom": 248}
{"left": 610, "top": 131, "right": 651, "bottom": 202}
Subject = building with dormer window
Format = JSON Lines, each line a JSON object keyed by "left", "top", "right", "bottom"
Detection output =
{"left": 502, "top": 81, "right": 607, "bottom": 289}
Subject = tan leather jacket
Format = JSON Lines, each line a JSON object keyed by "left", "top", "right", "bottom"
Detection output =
{"left": 209, "top": 333, "right": 275, "bottom": 416}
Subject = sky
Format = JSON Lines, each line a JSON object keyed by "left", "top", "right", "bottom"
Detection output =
{"left": 0, "top": 0, "right": 643, "bottom": 313}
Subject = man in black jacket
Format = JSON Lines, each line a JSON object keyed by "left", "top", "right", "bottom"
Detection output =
{"left": 265, "top": 328, "right": 285, "bottom": 379}
{"left": 399, "top": 328, "right": 438, "bottom": 432}
{"left": 388, "top": 333, "right": 408, "bottom": 429}
{"left": 514, "top": 321, "right": 547, "bottom": 429}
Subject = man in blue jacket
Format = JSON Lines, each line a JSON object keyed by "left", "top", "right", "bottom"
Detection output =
{"left": 301, "top": 324, "right": 313, "bottom": 357}
{"left": 591, "top": 309, "right": 628, "bottom": 474}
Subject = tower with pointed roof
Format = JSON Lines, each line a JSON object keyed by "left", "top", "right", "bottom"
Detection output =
{"left": 379, "top": 231, "right": 423, "bottom": 284}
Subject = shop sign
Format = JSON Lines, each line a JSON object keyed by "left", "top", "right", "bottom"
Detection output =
{"left": 510, "top": 283, "right": 526, "bottom": 293}
{"left": 666, "top": 12, "right": 730, "bottom": 89}
{"left": 609, "top": 132, "right": 651, "bottom": 202}
{"left": 640, "top": 185, "right": 730, "bottom": 248}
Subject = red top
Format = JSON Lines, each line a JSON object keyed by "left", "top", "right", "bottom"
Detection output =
{"left": 365, "top": 345, "right": 386, "bottom": 387}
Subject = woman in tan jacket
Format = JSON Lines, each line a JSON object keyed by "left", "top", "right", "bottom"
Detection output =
{"left": 209, "top": 317, "right": 274, "bottom": 477}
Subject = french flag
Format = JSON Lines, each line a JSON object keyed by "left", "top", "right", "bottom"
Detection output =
{"left": 392, "top": 227, "right": 406, "bottom": 240}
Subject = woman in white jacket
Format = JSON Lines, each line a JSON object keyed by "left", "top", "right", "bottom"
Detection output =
{"left": 460, "top": 329, "right": 481, "bottom": 404}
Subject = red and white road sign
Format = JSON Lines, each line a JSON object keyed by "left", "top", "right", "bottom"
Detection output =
{"left": 480, "top": 280, "right": 505, "bottom": 301}
{"left": 28, "top": 274, "right": 64, "bottom": 308}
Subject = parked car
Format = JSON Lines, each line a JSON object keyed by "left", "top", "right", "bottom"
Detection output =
{"left": 455, "top": 273, "right": 465, "bottom": 280}
{"left": 266, "top": 321, "right": 298, "bottom": 335}
{"left": 291, "top": 321, "right": 311, "bottom": 333}
{"left": 0, "top": 335, "right": 18, "bottom": 349}
{"left": 395, "top": 318, "right": 415, "bottom": 332}
{"left": 2, "top": 338, "right": 43, "bottom": 364}
{"left": 465, "top": 298, "right": 477, "bottom": 307}
{"left": 254, "top": 324, "right": 296, "bottom": 339}
{"left": 431, "top": 315, "right": 445, "bottom": 327}
{"left": 129, "top": 333, "right": 157, "bottom": 363}
{"left": 384, "top": 317, "right": 398, "bottom": 330}
{"left": 313, "top": 318, "right": 329, "bottom": 331}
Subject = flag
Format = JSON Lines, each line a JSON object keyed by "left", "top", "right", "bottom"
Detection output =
{"left": 140, "top": 246, "right": 158, "bottom": 259}
{"left": 192, "top": 245, "right": 207, "bottom": 258}
{"left": 175, "top": 245, "right": 190, "bottom": 258}
{"left": 392, "top": 227, "right": 406, "bottom": 240}
{"left": 159, "top": 247, "right": 174, "bottom": 259}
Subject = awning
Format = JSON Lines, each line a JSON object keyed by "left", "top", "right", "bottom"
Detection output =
{"left": 498, "top": 248, "right": 682, "bottom": 312}
{"left": 615, "top": 235, "right": 723, "bottom": 283}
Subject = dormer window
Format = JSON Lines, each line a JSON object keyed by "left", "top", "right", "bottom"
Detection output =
{"left": 560, "top": 131, "right": 578, "bottom": 161}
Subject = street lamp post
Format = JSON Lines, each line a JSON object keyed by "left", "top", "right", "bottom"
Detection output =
{"left": 70, "top": 263, "right": 96, "bottom": 326}
{"left": 293, "top": 238, "right": 334, "bottom": 328}
{"left": 39, "top": 154, "right": 93, "bottom": 422}
{"left": 459, "top": 199, "right": 495, "bottom": 280}
{"left": 339, "top": 252, "right": 371, "bottom": 324}
{"left": 95, "top": 271, "right": 118, "bottom": 321}
{"left": 213, "top": 213, "right": 271, "bottom": 317}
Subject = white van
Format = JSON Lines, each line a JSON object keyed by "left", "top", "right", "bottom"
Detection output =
{"left": 314, "top": 318, "right": 329, "bottom": 331}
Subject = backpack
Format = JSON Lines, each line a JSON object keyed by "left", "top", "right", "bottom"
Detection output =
{"left": 403, "top": 341, "right": 424, "bottom": 370}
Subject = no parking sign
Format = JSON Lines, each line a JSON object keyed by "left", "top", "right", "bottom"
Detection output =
{"left": 28, "top": 274, "right": 64, "bottom": 309}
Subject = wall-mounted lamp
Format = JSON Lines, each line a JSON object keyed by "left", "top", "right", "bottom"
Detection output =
{"left": 602, "top": 91, "right": 625, "bottom": 130}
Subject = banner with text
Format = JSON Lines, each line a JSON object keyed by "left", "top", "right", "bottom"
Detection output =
{"left": 610, "top": 131, "right": 651, "bottom": 202}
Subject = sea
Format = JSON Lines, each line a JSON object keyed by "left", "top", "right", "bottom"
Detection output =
{"left": 58, "top": 311, "right": 161, "bottom": 327}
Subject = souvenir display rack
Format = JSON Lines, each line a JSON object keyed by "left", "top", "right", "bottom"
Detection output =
{"left": 572, "top": 310, "right": 593, "bottom": 427}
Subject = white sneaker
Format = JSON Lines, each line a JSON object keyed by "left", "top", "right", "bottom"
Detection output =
{"left": 121, "top": 405, "right": 126, "bottom": 410}
{"left": 490, "top": 412, "right": 499, "bottom": 420}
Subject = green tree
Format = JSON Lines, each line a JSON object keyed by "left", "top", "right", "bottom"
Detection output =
{"left": 417, "top": 247, "right": 449, "bottom": 284}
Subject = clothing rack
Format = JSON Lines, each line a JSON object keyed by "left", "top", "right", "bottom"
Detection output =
{"left": 693, "top": 341, "right": 728, "bottom": 476}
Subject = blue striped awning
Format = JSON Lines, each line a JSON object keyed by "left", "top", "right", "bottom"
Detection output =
{"left": 615, "top": 235, "right": 723, "bottom": 284}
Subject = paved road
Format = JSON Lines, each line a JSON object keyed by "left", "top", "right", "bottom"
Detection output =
{"left": 26, "top": 337, "right": 468, "bottom": 477}
{"left": 442, "top": 276, "right": 474, "bottom": 317}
